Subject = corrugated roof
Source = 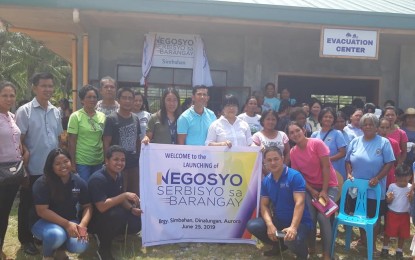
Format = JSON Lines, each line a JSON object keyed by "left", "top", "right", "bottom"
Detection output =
{"left": 210, "top": 0, "right": 415, "bottom": 15}
{"left": 1, "top": 0, "right": 415, "bottom": 30}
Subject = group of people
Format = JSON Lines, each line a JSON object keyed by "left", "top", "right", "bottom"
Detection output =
{"left": 0, "top": 74, "right": 143, "bottom": 260}
{"left": 1, "top": 73, "right": 415, "bottom": 260}
{"left": 245, "top": 82, "right": 415, "bottom": 259}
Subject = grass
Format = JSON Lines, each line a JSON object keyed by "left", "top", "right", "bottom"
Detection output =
{"left": 3, "top": 197, "right": 415, "bottom": 259}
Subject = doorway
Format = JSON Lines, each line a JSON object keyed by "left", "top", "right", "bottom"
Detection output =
{"left": 277, "top": 74, "right": 380, "bottom": 109}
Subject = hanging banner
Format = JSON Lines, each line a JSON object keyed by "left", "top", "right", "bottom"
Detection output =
{"left": 152, "top": 33, "right": 196, "bottom": 68}
{"left": 320, "top": 27, "right": 379, "bottom": 59}
{"left": 139, "top": 144, "right": 262, "bottom": 246}
{"left": 140, "top": 32, "right": 213, "bottom": 86}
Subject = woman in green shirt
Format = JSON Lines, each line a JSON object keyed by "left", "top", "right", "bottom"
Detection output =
{"left": 68, "top": 85, "right": 106, "bottom": 181}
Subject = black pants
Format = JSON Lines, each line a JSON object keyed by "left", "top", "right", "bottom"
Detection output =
{"left": 89, "top": 206, "right": 141, "bottom": 249}
{"left": 0, "top": 183, "right": 19, "bottom": 249}
{"left": 18, "top": 175, "right": 40, "bottom": 245}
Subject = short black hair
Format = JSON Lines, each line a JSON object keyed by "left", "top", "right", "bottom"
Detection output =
{"left": 222, "top": 94, "right": 239, "bottom": 110}
{"left": 116, "top": 87, "right": 134, "bottom": 99}
{"left": 395, "top": 164, "right": 411, "bottom": 177}
{"left": 263, "top": 146, "right": 283, "bottom": 158}
{"left": 278, "top": 100, "right": 291, "bottom": 113}
{"left": 264, "top": 82, "right": 275, "bottom": 90}
{"left": 259, "top": 109, "right": 278, "bottom": 127}
{"left": 192, "top": 85, "right": 208, "bottom": 95}
{"left": 78, "top": 85, "right": 99, "bottom": 100}
{"left": 105, "top": 145, "right": 126, "bottom": 159}
{"left": 31, "top": 72, "right": 54, "bottom": 86}
{"left": 290, "top": 107, "right": 307, "bottom": 121}
{"left": 318, "top": 107, "right": 337, "bottom": 124}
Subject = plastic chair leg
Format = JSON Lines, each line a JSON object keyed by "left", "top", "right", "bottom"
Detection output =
{"left": 344, "top": 225, "right": 352, "bottom": 251}
{"left": 366, "top": 227, "right": 374, "bottom": 260}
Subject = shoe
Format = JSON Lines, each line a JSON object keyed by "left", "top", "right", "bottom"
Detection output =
{"left": 395, "top": 251, "right": 403, "bottom": 260}
{"left": 97, "top": 247, "right": 115, "bottom": 260}
{"left": 23, "top": 242, "right": 39, "bottom": 255}
{"left": 263, "top": 242, "right": 288, "bottom": 256}
{"left": 380, "top": 248, "right": 389, "bottom": 257}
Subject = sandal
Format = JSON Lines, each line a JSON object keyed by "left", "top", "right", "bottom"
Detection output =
{"left": 350, "top": 239, "right": 366, "bottom": 248}
{"left": 372, "top": 250, "right": 381, "bottom": 258}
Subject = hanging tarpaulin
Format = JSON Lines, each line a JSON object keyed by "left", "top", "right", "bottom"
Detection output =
{"left": 140, "top": 33, "right": 213, "bottom": 87}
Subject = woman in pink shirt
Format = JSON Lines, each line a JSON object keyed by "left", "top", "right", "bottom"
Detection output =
{"left": 384, "top": 106, "right": 408, "bottom": 165}
{"left": 0, "top": 81, "right": 28, "bottom": 259}
{"left": 287, "top": 121, "right": 338, "bottom": 260}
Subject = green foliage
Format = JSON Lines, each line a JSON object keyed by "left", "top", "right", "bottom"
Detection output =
{"left": 0, "top": 29, "right": 71, "bottom": 104}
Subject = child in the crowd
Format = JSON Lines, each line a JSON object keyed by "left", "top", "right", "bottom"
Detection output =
{"left": 381, "top": 164, "right": 413, "bottom": 259}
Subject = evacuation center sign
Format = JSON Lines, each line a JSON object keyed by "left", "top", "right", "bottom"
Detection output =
{"left": 320, "top": 28, "right": 379, "bottom": 59}
{"left": 139, "top": 144, "right": 262, "bottom": 246}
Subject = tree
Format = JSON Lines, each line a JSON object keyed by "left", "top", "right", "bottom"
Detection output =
{"left": 0, "top": 27, "right": 71, "bottom": 104}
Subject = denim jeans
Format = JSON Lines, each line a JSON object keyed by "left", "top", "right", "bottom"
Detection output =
{"left": 31, "top": 219, "right": 88, "bottom": 257}
{"left": 305, "top": 186, "right": 338, "bottom": 255}
{"left": 247, "top": 217, "right": 310, "bottom": 259}
{"left": 76, "top": 163, "right": 102, "bottom": 182}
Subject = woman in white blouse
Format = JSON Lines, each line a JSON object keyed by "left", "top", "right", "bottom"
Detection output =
{"left": 205, "top": 95, "right": 253, "bottom": 147}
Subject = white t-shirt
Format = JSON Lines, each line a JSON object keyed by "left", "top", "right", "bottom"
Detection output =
{"left": 237, "top": 113, "right": 262, "bottom": 134}
{"left": 387, "top": 183, "right": 412, "bottom": 213}
{"left": 252, "top": 131, "right": 288, "bottom": 154}
{"left": 205, "top": 116, "right": 253, "bottom": 147}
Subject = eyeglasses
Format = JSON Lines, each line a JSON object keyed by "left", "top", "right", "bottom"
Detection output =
{"left": 195, "top": 93, "right": 208, "bottom": 97}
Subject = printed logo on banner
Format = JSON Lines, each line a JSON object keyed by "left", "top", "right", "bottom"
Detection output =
{"left": 156, "top": 169, "right": 244, "bottom": 207}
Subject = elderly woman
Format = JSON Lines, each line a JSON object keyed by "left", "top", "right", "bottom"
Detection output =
{"left": 68, "top": 85, "right": 106, "bottom": 181}
{"left": 288, "top": 121, "right": 338, "bottom": 260}
{"left": 206, "top": 94, "right": 253, "bottom": 147}
{"left": 0, "top": 81, "right": 28, "bottom": 259}
{"left": 345, "top": 113, "right": 395, "bottom": 256}
{"left": 31, "top": 149, "right": 92, "bottom": 260}
{"left": 311, "top": 107, "right": 347, "bottom": 181}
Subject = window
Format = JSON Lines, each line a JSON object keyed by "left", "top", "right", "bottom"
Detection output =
{"left": 311, "top": 94, "right": 366, "bottom": 111}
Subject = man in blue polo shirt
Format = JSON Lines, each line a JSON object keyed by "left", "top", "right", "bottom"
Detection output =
{"left": 177, "top": 85, "right": 216, "bottom": 145}
{"left": 247, "top": 147, "right": 312, "bottom": 259}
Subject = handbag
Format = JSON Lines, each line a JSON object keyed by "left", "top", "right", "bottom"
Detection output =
{"left": 0, "top": 160, "right": 25, "bottom": 186}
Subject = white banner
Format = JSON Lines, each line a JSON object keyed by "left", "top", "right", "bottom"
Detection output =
{"left": 320, "top": 28, "right": 378, "bottom": 59}
{"left": 139, "top": 144, "right": 262, "bottom": 246}
{"left": 152, "top": 33, "right": 196, "bottom": 68}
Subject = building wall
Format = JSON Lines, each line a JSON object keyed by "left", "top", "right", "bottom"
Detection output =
{"left": 90, "top": 27, "right": 406, "bottom": 107}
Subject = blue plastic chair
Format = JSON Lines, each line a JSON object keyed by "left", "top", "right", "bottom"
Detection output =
{"left": 330, "top": 178, "right": 381, "bottom": 260}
